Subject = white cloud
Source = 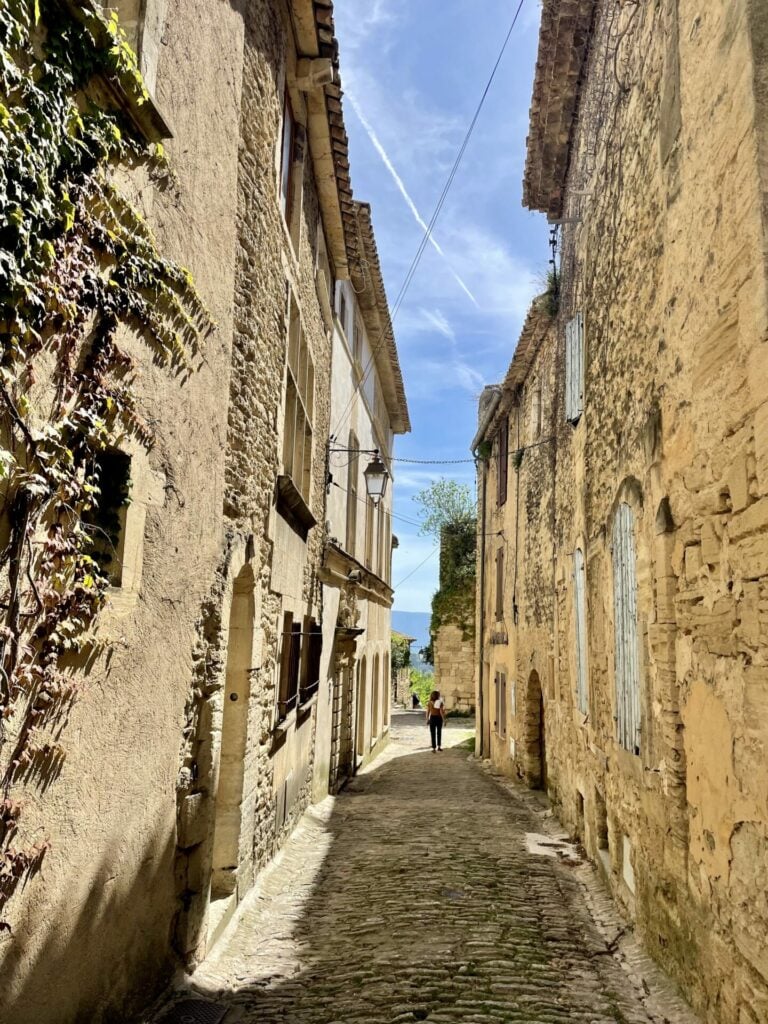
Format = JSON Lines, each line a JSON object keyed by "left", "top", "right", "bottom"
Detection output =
{"left": 420, "top": 308, "right": 455, "bottom": 340}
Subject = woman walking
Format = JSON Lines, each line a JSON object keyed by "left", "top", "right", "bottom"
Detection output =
{"left": 426, "top": 690, "right": 446, "bottom": 752}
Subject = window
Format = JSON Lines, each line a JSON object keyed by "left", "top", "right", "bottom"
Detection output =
{"left": 530, "top": 381, "right": 542, "bottom": 441}
{"left": 364, "top": 495, "right": 375, "bottom": 570}
{"left": 345, "top": 432, "right": 359, "bottom": 557}
{"left": 299, "top": 618, "right": 322, "bottom": 703}
{"left": 282, "top": 296, "right": 314, "bottom": 505}
{"left": 82, "top": 447, "right": 131, "bottom": 587}
{"left": 338, "top": 287, "right": 348, "bottom": 338}
{"left": 107, "top": 1, "right": 166, "bottom": 94}
{"left": 495, "top": 672, "right": 507, "bottom": 738}
{"left": 497, "top": 416, "right": 509, "bottom": 507}
{"left": 277, "top": 612, "right": 302, "bottom": 719}
{"left": 612, "top": 502, "right": 641, "bottom": 753}
{"left": 565, "top": 312, "right": 585, "bottom": 422}
{"left": 279, "top": 92, "right": 305, "bottom": 244}
{"left": 377, "top": 507, "right": 389, "bottom": 580}
{"left": 573, "top": 548, "right": 588, "bottom": 714}
{"left": 279, "top": 93, "right": 295, "bottom": 219}
{"left": 353, "top": 317, "right": 363, "bottom": 368}
{"left": 495, "top": 548, "right": 504, "bottom": 621}
{"left": 315, "top": 220, "right": 334, "bottom": 320}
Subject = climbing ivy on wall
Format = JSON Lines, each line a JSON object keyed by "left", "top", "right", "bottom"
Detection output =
{"left": 0, "top": 0, "right": 209, "bottom": 927}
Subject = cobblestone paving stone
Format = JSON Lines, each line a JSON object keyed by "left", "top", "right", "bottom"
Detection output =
{"left": 147, "top": 712, "right": 700, "bottom": 1024}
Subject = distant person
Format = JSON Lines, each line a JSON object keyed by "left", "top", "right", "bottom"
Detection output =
{"left": 426, "top": 690, "right": 446, "bottom": 752}
{"left": 411, "top": 692, "right": 420, "bottom": 710}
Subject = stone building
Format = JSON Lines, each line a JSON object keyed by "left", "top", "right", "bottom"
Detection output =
{"left": 316, "top": 201, "right": 410, "bottom": 796}
{"left": 432, "top": 525, "right": 476, "bottom": 713}
{"left": 474, "top": 1, "right": 768, "bottom": 1021}
{"left": 0, "top": 2, "right": 405, "bottom": 1022}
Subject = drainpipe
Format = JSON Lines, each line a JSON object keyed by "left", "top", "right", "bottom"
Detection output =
{"left": 471, "top": 387, "right": 502, "bottom": 759}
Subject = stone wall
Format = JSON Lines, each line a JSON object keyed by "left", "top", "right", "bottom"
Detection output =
{"left": 0, "top": 2, "right": 388, "bottom": 1022}
{"left": 476, "top": 2, "right": 768, "bottom": 1021}
{"left": 433, "top": 623, "right": 475, "bottom": 713}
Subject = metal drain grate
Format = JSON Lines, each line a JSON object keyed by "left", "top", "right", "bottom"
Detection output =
{"left": 162, "top": 999, "right": 230, "bottom": 1024}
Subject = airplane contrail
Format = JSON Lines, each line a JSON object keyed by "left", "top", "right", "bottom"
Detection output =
{"left": 347, "top": 93, "right": 479, "bottom": 308}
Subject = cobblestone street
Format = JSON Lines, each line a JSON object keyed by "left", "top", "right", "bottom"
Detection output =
{"left": 148, "top": 712, "right": 699, "bottom": 1024}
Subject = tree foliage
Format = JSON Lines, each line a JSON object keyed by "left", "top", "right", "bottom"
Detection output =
{"left": 390, "top": 632, "right": 412, "bottom": 674}
{"left": 413, "top": 478, "right": 476, "bottom": 540}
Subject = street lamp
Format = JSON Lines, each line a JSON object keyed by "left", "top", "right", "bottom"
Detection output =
{"left": 363, "top": 450, "right": 388, "bottom": 506}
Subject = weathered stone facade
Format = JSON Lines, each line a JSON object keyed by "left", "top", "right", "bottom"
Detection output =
{"left": 316, "top": 203, "right": 410, "bottom": 796}
{"left": 475, "top": 2, "right": 768, "bottom": 1021}
{"left": 0, "top": 2, "right": 405, "bottom": 1022}
{"left": 432, "top": 526, "right": 476, "bottom": 713}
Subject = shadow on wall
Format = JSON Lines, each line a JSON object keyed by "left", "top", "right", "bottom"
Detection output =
{"left": 1, "top": 818, "right": 178, "bottom": 1024}
{"left": 142, "top": 740, "right": 641, "bottom": 1024}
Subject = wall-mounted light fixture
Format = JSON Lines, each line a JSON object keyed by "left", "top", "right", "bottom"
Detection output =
{"left": 327, "top": 442, "right": 390, "bottom": 506}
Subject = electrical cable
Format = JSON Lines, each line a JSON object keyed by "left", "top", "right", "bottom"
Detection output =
{"left": 392, "top": 546, "right": 439, "bottom": 590}
{"left": 331, "top": 0, "right": 528, "bottom": 440}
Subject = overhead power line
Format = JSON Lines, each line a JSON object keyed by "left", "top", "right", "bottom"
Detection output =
{"left": 331, "top": 0, "right": 528, "bottom": 440}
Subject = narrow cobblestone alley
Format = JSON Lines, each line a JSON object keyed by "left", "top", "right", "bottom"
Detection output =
{"left": 148, "top": 713, "right": 699, "bottom": 1024}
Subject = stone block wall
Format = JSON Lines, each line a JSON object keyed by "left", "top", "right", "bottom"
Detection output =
{"left": 434, "top": 623, "right": 475, "bottom": 713}
{"left": 477, "top": 2, "right": 768, "bottom": 1020}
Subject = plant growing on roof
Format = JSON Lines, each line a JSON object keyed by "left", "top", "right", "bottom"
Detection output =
{"left": 0, "top": 0, "right": 211, "bottom": 928}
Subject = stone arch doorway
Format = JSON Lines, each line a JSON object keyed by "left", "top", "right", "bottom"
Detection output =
{"left": 210, "top": 565, "right": 255, "bottom": 903}
{"left": 356, "top": 656, "right": 367, "bottom": 759}
{"left": 523, "top": 669, "right": 547, "bottom": 790}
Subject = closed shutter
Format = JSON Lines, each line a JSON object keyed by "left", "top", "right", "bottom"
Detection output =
{"left": 499, "top": 674, "right": 507, "bottom": 738}
{"left": 573, "top": 548, "right": 588, "bottom": 714}
{"left": 495, "top": 548, "right": 505, "bottom": 621}
{"left": 565, "top": 314, "right": 585, "bottom": 422}
{"left": 612, "top": 503, "right": 641, "bottom": 753}
{"left": 498, "top": 417, "right": 509, "bottom": 506}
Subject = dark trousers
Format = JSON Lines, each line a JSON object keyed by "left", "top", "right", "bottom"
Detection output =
{"left": 429, "top": 715, "right": 443, "bottom": 749}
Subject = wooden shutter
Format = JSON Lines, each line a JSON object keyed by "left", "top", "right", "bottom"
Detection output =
{"left": 302, "top": 620, "right": 323, "bottom": 701}
{"left": 499, "top": 674, "right": 507, "bottom": 738}
{"left": 565, "top": 313, "right": 585, "bottom": 422}
{"left": 612, "top": 503, "right": 641, "bottom": 753}
{"left": 497, "top": 417, "right": 509, "bottom": 506}
{"left": 573, "top": 548, "right": 588, "bottom": 715}
{"left": 495, "top": 548, "right": 504, "bottom": 621}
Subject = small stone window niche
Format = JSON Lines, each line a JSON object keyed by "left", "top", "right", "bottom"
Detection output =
{"left": 81, "top": 439, "right": 157, "bottom": 613}
{"left": 83, "top": 447, "right": 131, "bottom": 587}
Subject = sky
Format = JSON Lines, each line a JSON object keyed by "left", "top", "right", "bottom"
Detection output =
{"left": 333, "top": 0, "right": 549, "bottom": 613}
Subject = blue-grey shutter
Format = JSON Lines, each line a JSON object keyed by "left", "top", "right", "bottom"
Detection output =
{"left": 612, "top": 503, "right": 641, "bottom": 753}
{"left": 576, "top": 312, "right": 585, "bottom": 417}
{"left": 573, "top": 548, "right": 588, "bottom": 714}
{"left": 565, "top": 318, "right": 574, "bottom": 421}
{"left": 565, "top": 314, "right": 584, "bottom": 422}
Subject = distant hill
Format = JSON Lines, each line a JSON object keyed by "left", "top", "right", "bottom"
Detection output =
{"left": 391, "top": 610, "right": 433, "bottom": 674}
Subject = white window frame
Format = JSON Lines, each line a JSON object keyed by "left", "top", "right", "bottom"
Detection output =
{"left": 565, "top": 312, "right": 585, "bottom": 422}
{"left": 612, "top": 503, "right": 641, "bottom": 753}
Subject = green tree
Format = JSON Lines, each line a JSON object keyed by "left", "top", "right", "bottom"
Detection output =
{"left": 413, "top": 478, "right": 476, "bottom": 540}
{"left": 390, "top": 632, "right": 412, "bottom": 674}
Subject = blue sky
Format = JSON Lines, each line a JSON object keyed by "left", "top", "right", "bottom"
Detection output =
{"left": 334, "top": 0, "right": 548, "bottom": 613}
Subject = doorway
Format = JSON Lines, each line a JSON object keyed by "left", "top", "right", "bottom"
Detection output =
{"left": 525, "top": 669, "right": 546, "bottom": 790}
{"left": 210, "top": 567, "right": 255, "bottom": 904}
